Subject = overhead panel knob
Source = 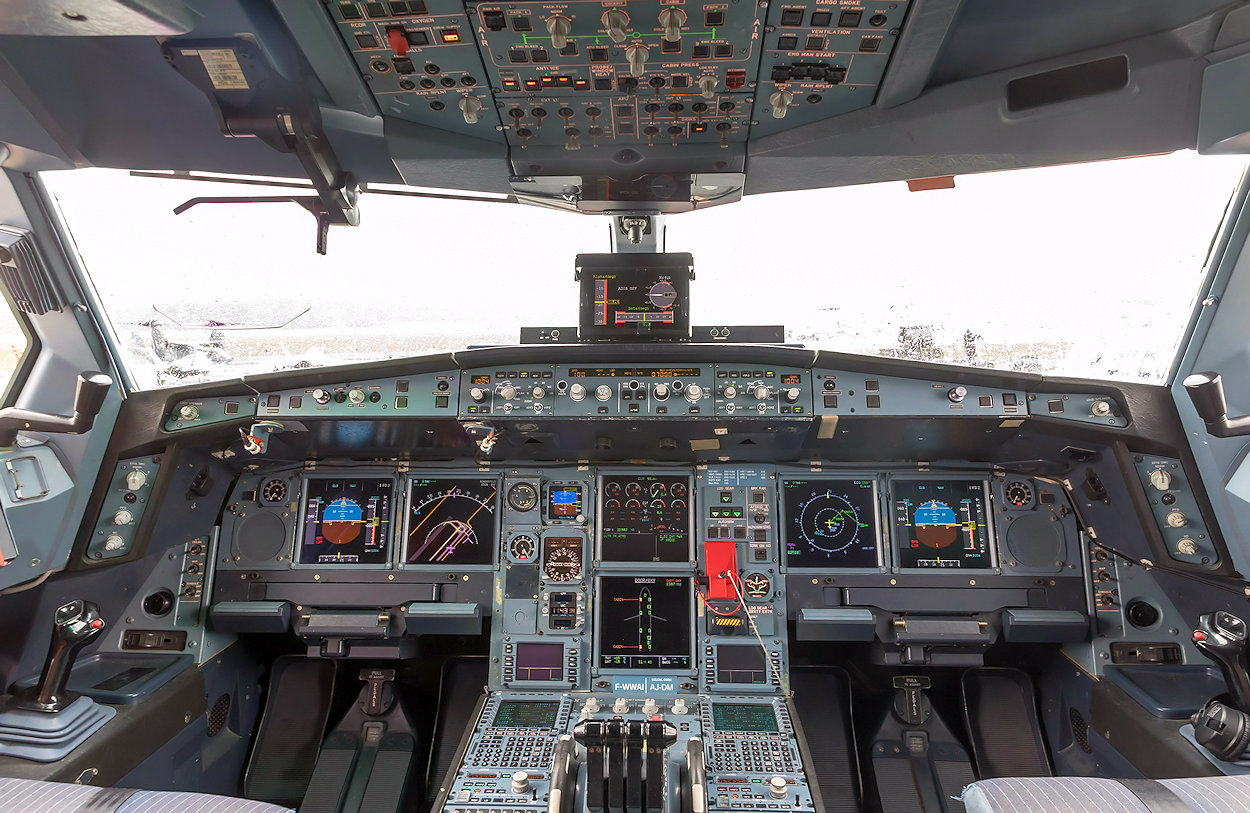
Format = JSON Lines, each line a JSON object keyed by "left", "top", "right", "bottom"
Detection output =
{"left": 545, "top": 15, "right": 572, "bottom": 50}
{"left": 500, "top": 384, "right": 518, "bottom": 400}
{"left": 698, "top": 75, "right": 718, "bottom": 99}
{"left": 459, "top": 95, "right": 483, "bottom": 124}
{"left": 626, "top": 43, "right": 649, "bottom": 77}
{"left": 1177, "top": 537, "right": 1198, "bottom": 556}
{"left": 603, "top": 9, "right": 629, "bottom": 43}
{"left": 658, "top": 7, "right": 686, "bottom": 42}
{"left": 769, "top": 90, "right": 793, "bottom": 119}
{"left": 685, "top": 383, "right": 704, "bottom": 402}
{"left": 469, "top": 387, "right": 487, "bottom": 403}
{"left": 570, "top": 383, "right": 587, "bottom": 401}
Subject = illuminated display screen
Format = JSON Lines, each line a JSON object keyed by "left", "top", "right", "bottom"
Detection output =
{"left": 515, "top": 643, "right": 564, "bottom": 682}
{"left": 404, "top": 478, "right": 497, "bottom": 566}
{"left": 493, "top": 701, "right": 561, "bottom": 728}
{"left": 712, "top": 703, "right": 779, "bottom": 733}
{"left": 716, "top": 645, "right": 768, "bottom": 685}
{"left": 299, "top": 477, "right": 392, "bottom": 565}
{"left": 599, "top": 474, "right": 690, "bottom": 562}
{"left": 781, "top": 479, "right": 880, "bottom": 569}
{"left": 598, "top": 576, "right": 692, "bottom": 669}
{"left": 549, "top": 485, "right": 582, "bottom": 519}
{"left": 568, "top": 367, "right": 703, "bottom": 378}
{"left": 893, "top": 479, "right": 993, "bottom": 569}
{"left": 577, "top": 256, "right": 691, "bottom": 341}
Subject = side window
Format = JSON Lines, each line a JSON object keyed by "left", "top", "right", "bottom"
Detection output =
{"left": 0, "top": 291, "right": 31, "bottom": 403}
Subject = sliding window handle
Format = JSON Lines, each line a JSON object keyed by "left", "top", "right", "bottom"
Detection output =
{"left": 0, "top": 371, "right": 112, "bottom": 446}
{"left": 1184, "top": 372, "right": 1250, "bottom": 438}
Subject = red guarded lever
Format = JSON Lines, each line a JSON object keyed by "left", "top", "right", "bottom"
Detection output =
{"left": 387, "top": 27, "right": 409, "bottom": 57}
{"left": 704, "top": 540, "right": 738, "bottom": 601}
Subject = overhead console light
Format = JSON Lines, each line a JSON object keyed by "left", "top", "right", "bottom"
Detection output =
{"left": 510, "top": 172, "right": 744, "bottom": 214}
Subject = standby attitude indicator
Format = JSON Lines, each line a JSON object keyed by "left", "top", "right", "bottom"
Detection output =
{"left": 893, "top": 479, "right": 993, "bottom": 569}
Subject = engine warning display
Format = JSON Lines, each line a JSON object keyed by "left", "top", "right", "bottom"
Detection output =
{"left": 299, "top": 476, "right": 392, "bottom": 565}
{"left": 893, "top": 479, "right": 993, "bottom": 569}
{"left": 405, "top": 478, "right": 498, "bottom": 566}
{"left": 781, "top": 479, "right": 880, "bottom": 568}
{"left": 599, "top": 474, "right": 691, "bottom": 562}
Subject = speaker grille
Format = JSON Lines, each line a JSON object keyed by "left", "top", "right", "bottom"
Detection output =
{"left": 1069, "top": 707, "right": 1091, "bottom": 753}
{"left": 207, "top": 693, "right": 231, "bottom": 737}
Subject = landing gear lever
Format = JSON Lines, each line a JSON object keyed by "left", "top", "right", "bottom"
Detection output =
{"left": 1192, "top": 611, "right": 1250, "bottom": 714}
{"left": 10, "top": 600, "right": 105, "bottom": 713}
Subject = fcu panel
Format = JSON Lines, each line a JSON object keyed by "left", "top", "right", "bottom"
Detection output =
{"left": 811, "top": 368, "right": 1026, "bottom": 417}
{"left": 258, "top": 372, "right": 459, "bottom": 418}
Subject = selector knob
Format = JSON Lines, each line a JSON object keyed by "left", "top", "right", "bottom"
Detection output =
{"left": 500, "top": 384, "right": 518, "bottom": 401}
{"left": 545, "top": 16, "right": 572, "bottom": 50}
{"left": 596, "top": 385, "right": 613, "bottom": 402}
{"left": 570, "top": 383, "right": 587, "bottom": 402}
{"left": 348, "top": 388, "right": 366, "bottom": 405}
{"left": 1177, "top": 537, "right": 1199, "bottom": 556}
{"left": 1092, "top": 400, "right": 1112, "bottom": 417}
{"left": 671, "top": 697, "right": 689, "bottom": 715}
{"left": 626, "top": 43, "right": 649, "bottom": 76}
{"left": 769, "top": 90, "right": 793, "bottom": 119}
{"left": 113, "top": 509, "right": 133, "bottom": 525}
{"left": 603, "top": 9, "right": 629, "bottom": 43}
{"left": 658, "top": 7, "right": 686, "bottom": 42}
{"left": 532, "top": 386, "right": 546, "bottom": 399}
{"left": 1149, "top": 469, "right": 1172, "bottom": 491}
{"left": 698, "top": 75, "right": 718, "bottom": 99}
{"left": 948, "top": 386, "right": 968, "bottom": 403}
{"left": 459, "top": 95, "right": 483, "bottom": 125}
{"left": 753, "top": 385, "right": 771, "bottom": 401}
{"left": 312, "top": 388, "right": 332, "bottom": 404}
{"left": 469, "top": 387, "right": 487, "bottom": 403}
{"left": 769, "top": 777, "right": 788, "bottom": 800}
{"left": 125, "top": 470, "right": 147, "bottom": 491}
{"left": 685, "top": 384, "right": 704, "bottom": 402}
{"left": 783, "top": 387, "right": 801, "bottom": 403}
{"left": 178, "top": 404, "right": 199, "bottom": 421}
{"left": 584, "top": 696, "right": 602, "bottom": 714}
{"left": 1166, "top": 511, "right": 1188, "bottom": 528}
{"left": 104, "top": 534, "right": 125, "bottom": 551}
{"left": 512, "top": 772, "right": 531, "bottom": 794}
{"left": 724, "top": 385, "right": 737, "bottom": 398}
{"left": 654, "top": 383, "right": 670, "bottom": 400}
{"left": 641, "top": 698, "right": 658, "bottom": 715}
{"left": 612, "top": 697, "right": 630, "bottom": 714}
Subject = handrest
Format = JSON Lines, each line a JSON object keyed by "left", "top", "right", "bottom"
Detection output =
{"left": 1193, "top": 611, "right": 1250, "bottom": 715}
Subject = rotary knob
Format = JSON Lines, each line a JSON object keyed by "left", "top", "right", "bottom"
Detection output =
{"left": 685, "top": 383, "right": 704, "bottom": 402}
{"left": 671, "top": 697, "right": 689, "bottom": 715}
{"left": 596, "top": 385, "right": 613, "bottom": 402}
{"left": 500, "top": 384, "right": 518, "bottom": 400}
{"left": 1149, "top": 469, "right": 1172, "bottom": 491}
{"left": 469, "top": 387, "right": 487, "bottom": 403}
{"left": 1091, "top": 400, "right": 1112, "bottom": 417}
{"left": 724, "top": 385, "right": 738, "bottom": 398}
{"left": 570, "top": 383, "right": 587, "bottom": 401}
{"left": 642, "top": 698, "right": 658, "bottom": 715}
{"left": 698, "top": 75, "right": 718, "bottom": 99}
{"left": 625, "top": 43, "right": 649, "bottom": 76}
{"left": 654, "top": 383, "right": 670, "bottom": 400}
{"left": 1166, "top": 511, "right": 1188, "bottom": 528}
{"left": 511, "top": 772, "right": 531, "bottom": 794}
{"left": 545, "top": 15, "right": 572, "bottom": 50}
{"left": 458, "top": 95, "right": 483, "bottom": 125}
{"left": 1177, "top": 537, "right": 1198, "bottom": 556}
{"left": 602, "top": 9, "right": 629, "bottom": 43}
{"left": 769, "top": 777, "right": 788, "bottom": 800}
{"left": 104, "top": 534, "right": 125, "bottom": 551}
{"left": 658, "top": 7, "right": 686, "bottom": 42}
{"left": 113, "top": 509, "right": 133, "bottom": 525}
{"left": 612, "top": 697, "right": 630, "bottom": 713}
{"left": 532, "top": 386, "right": 546, "bottom": 399}
{"left": 178, "top": 404, "right": 199, "bottom": 421}
{"left": 312, "top": 388, "right": 332, "bottom": 404}
{"left": 348, "top": 388, "right": 366, "bottom": 405}
{"left": 583, "top": 696, "right": 601, "bottom": 714}
{"left": 783, "top": 387, "right": 801, "bottom": 403}
{"left": 948, "top": 386, "right": 968, "bottom": 403}
{"left": 753, "top": 385, "right": 771, "bottom": 400}
{"left": 125, "top": 470, "right": 147, "bottom": 490}
{"left": 769, "top": 90, "right": 793, "bottom": 119}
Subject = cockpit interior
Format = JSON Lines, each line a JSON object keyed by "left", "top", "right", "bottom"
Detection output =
{"left": 5, "top": 1, "right": 1250, "bottom": 812}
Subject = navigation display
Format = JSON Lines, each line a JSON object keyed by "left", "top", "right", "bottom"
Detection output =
{"left": 493, "top": 701, "right": 561, "bottom": 728}
{"left": 598, "top": 576, "right": 692, "bottom": 670}
{"left": 577, "top": 254, "right": 691, "bottom": 341}
{"left": 299, "top": 476, "right": 392, "bottom": 565}
{"left": 716, "top": 645, "right": 768, "bottom": 685}
{"left": 712, "top": 704, "right": 779, "bottom": 733}
{"left": 781, "top": 479, "right": 880, "bottom": 568}
{"left": 515, "top": 643, "right": 564, "bottom": 682}
{"left": 599, "top": 474, "right": 691, "bottom": 562}
{"left": 893, "top": 479, "right": 993, "bottom": 569}
{"left": 404, "top": 478, "right": 498, "bottom": 565}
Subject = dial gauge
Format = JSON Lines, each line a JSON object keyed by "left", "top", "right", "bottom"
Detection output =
{"left": 508, "top": 482, "right": 539, "bottom": 511}
{"left": 1005, "top": 481, "right": 1033, "bottom": 507}
{"left": 543, "top": 537, "right": 583, "bottom": 582}
{"left": 261, "top": 478, "right": 288, "bottom": 504}
{"left": 509, "top": 534, "right": 537, "bottom": 560}
{"left": 743, "top": 572, "right": 771, "bottom": 599}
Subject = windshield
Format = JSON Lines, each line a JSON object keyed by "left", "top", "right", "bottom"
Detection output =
{"left": 42, "top": 152, "right": 1246, "bottom": 390}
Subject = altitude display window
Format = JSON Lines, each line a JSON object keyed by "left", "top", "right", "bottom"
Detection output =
{"left": 597, "top": 576, "right": 692, "bottom": 669}
{"left": 599, "top": 474, "right": 691, "bottom": 562}
{"left": 781, "top": 479, "right": 879, "bottom": 568}
{"left": 405, "top": 478, "right": 498, "bottom": 565}
{"left": 299, "top": 477, "right": 392, "bottom": 565}
{"left": 893, "top": 479, "right": 993, "bottom": 569}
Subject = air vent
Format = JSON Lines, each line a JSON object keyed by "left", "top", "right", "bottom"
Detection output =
{"left": 1007, "top": 56, "right": 1129, "bottom": 113}
{"left": 0, "top": 226, "right": 65, "bottom": 315}
{"left": 1069, "top": 707, "right": 1091, "bottom": 753}
{"left": 207, "top": 693, "right": 231, "bottom": 737}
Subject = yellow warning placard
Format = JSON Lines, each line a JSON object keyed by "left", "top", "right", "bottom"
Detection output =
{"left": 185, "top": 48, "right": 249, "bottom": 91}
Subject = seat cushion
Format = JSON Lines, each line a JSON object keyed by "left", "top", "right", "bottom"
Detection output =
{"left": 0, "top": 776, "right": 294, "bottom": 812}
{"left": 963, "top": 775, "right": 1250, "bottom": 813}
